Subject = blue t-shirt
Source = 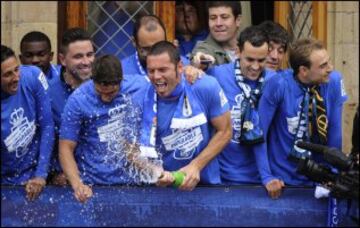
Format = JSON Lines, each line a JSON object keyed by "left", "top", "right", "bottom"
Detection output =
{"left": 46, "top": 65, "right": 74, "bottom": 173}
{"left": 259, "top": 69, "right": 348, "bottom": 186}
{"left": 138, "top": 75, "right": 229, "bottom": 184}
{"left": 46, "top": 65, "right": 73, "bottom": 132}
{"left": 1, "top": 65, "right": 55, "bottom": 184}
{"left": 176, "top": 29, "right": 209, "bottom": 58}
{"left": 121, "top": 53, "right": 190, "bottom": 76}
{"left": 207, "top": 62, "right": 276, "bottom": 185}
{"left": 59, "top": 76, "right": 148, "bottom": 185}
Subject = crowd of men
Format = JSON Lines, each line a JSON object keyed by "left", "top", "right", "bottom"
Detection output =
{"left": 1, "top": 1, "right": 352, "bottom": 203}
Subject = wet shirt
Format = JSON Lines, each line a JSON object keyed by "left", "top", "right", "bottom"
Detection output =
{"left": 59, "top": 76, "right": 148, "bottom": 185}
{"left": 1, "top": 65, "right": 54, "bottom": 184}
{"left": 259, "top": 69, "right": 348, "bottom": 185}
{"left": 137, "top": 75, "right": 229, "bottom": 184}
{"left": 207, "top": 62, "right": 276, "bottom": 185}
{"left": 46, "top": 65, "right": 73, "bottom": 132}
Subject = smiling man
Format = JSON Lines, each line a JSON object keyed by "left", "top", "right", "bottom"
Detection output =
{"left": 139, "top": 41, "right": 232, "bottom": 191}
{"left": 258, "top": 38, "right": 348, "bottom": 197}
{"left": 191, "top": 1, "right": 241, "bottom": 68}
{"left": 258, "top": 21, "right": 291, "bottom": 72}
{"left": 203, "top": 25, "right": 284, "bottom": 199}
{"left": 1, "top": 45, "right": 54, "bottom": 201}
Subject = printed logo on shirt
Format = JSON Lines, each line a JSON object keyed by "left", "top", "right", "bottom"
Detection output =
{"left": 4, "top": 108, "right": 36, "bottom": 157}
{"left": 38, "top": 72, "right": 49, "bottom": 90}
{"left": 340, "top": 79, "right": 347, "bottom": 97}
{"left": 161, "top": 127, "right": 203, "bottom": 160}
{"left": 98, "top": 104, "right": 127, "bottom": 146}
{"left": 230, "top": 93, "right": 244, "bottom": 143}
{"left": 219, "top": 89, "right": 228, "bottom": 107}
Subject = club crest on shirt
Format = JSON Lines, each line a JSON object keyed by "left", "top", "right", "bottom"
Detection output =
{"left": 161, "top": 127, "right": 203, "bottom": 160}
{"left": 98, "top": 104, "right": 128, "bottom": 151}
{"left": 4, "top": 108, "right": 36, "bottom": 157}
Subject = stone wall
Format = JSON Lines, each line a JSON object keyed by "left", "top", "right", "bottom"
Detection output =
{"left": 327, "top": 1, "right": 359, "bottom": 153}
{"left": 1, "top": 1, "right": 58, "bottom": 64}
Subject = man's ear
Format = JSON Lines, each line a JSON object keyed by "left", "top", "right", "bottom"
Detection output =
{"left": 235, "top": 15, "right": 242, "bottom": 28}
{"left": 177, "top": 60, "right": 184, "bottom": 75}
{"left": 58, "top": 53, "right": 66, "bottom": 66}
{"left": 298, "top": 65, "right": 309, "bottom": 79}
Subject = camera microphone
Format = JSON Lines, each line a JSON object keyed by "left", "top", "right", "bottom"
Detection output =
{"left": 296, "top": 141, "right": 352, "bottom": 171}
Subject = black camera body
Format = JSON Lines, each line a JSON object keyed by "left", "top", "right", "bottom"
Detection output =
{"left": 295, "top": 141, "right": 359, "bottom": 200}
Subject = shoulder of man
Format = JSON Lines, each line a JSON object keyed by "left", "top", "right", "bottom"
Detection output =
{"left": 262, "top": 69, "right": 290, "bottom": 95}
{"left": 122, "top": 74, "right": 149, "bottom": 94}
{"left": 327, "top": 70, "right": 348, "bottom": 98}
{"left": 20, "top": 65, "right": 49, "bottom": 91}
{"left": 191, "top": 74, "right": 224, "bottom": 98}
{"left": 192, "top": 35, "right": 225, "bottom": 56}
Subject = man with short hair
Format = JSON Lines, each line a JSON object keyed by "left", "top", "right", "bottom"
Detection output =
{"left": 59, "top": 54, "right": 148, "bottom": 203}
{"left": 258, "top": 20, "right": 291, "bottom": 72}
{"left": 19, "top": 31, "right": 58, "bottom": 79}
{"left": 205, "top": 26, "right": 283, "bottom": 199}
{"left": 1, "top": 45, "right": 54, "bottom": 200}
{"left": 45, "top": 28, "right": 96, "bottom": 185}
{"left": 191, "top": 1, "right": 242, "bottom": 68}
{"left": 258, "top": 38, "right": 348, "bottom": 197}
{"left": 122, "top": 14, "right": 190, "bottom": 76}
{"left": 139, "top": 41, "right": 232, "bottom": 191}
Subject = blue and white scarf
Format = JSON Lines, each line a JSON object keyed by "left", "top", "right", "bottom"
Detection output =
{"left": 135, "top": 51, "right": 147, "bottom": 76}
{"left": 140, "top": 76, "right": 207, "bottom": 157}
{"left": 234, "top": 59, "right": 265, "bottom": 145}
{"left": 289, "top": 83, "right": 312, "bottom": 160}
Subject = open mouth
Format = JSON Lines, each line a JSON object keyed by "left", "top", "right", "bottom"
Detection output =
{"left": 10, "top": 82, "right": 18, "bottom": 92}
{"left": 155, "top": 82, "right": 167, "bottom": 89}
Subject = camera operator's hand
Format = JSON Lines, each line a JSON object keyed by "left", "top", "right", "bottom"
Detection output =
{"left": 265, "top": 179, "right": 285, "bottom": 199}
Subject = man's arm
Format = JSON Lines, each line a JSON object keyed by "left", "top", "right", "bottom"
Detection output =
{"left": 258, "top": 76, "right": 286, "bottom": 199}
{"left": 59, "top": 139, "right": 92, "bottom": 203}
{"left": 179, "top": 111, "right": 232, "bottom": 191}
{"left": 327, "top": 71, "right": 348, "bottom": 150}
{"left": 26, "top": 69, "right": 55, "bottom": 201}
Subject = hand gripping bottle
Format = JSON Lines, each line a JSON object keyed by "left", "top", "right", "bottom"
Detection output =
{"left": 171, "top": 171, "right": 186, "bottom": 188}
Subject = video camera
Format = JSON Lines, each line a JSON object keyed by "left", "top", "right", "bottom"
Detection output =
{"left": 295, "top": 141, "right": 359, "bottom": 200}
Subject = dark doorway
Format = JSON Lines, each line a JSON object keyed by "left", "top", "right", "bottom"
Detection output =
{"left": 251, "top": 1, "right": 274, "bottom": 25}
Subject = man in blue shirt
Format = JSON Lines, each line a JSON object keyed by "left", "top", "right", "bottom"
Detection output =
{"left": 59, "top": 55, "right": 148, "bottom": 203}
{"left": 19, "top": 28, "right": 95, "bottom": 186}
{"left": 259, "top": 38, "right": 348, "bottom": 197}
{"left": 1, "top": 45, "right": 54, "bottom": 201}
{"left": 205, "top": 26, "right": 284, "bottom": 199}
{"left": 139, "top": 41, "right": 232, "bottom": 191}
{"left": 121, "top": 14, "right": 190, "bottom": 77}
